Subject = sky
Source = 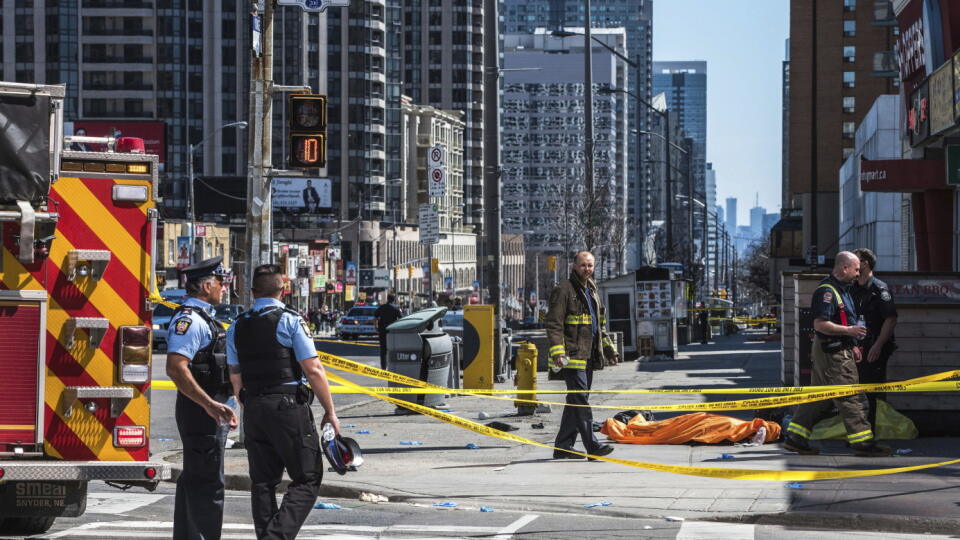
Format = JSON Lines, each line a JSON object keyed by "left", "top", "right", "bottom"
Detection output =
{"left": 652, "top": 0, "right": 789, "bottom": 225}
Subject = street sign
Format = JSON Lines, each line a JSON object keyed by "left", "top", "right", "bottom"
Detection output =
{"left": 428, "top": 166, "right": 446, "bottom": 197}
{"left": 419, "top": 203, "right": 440, "bottom": 244}
{"left": 277, "top": 0, "right": 350, "bottom": 12}
{"left": 373, "top": 268, "right": 390, "bottom": 288}
{"left": 359, "top": 269, "right": 374, "bottom": 287}
{"left": 428, "top": 145, "right": 446, "bottom": 166}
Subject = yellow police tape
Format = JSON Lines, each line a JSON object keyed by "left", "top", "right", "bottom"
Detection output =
{"left": 316, "top": 352, "right": 960, "bottom": 412}
{"left": 315, "top": 338, "right": 380, "bottom": 348}
{"left": 321, "top": 359, "right": 960, "bottom": 481}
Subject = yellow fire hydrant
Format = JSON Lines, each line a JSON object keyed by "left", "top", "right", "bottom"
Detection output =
{"left": 514, "top": 342, "right": 537, "bottom": 415}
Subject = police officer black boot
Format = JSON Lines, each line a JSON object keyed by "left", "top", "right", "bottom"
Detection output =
{"left": 782, "top": 433, "right": 820, "bottom": 455}
{"left": 851, "top": 441, "right": 892, "bottom": 457}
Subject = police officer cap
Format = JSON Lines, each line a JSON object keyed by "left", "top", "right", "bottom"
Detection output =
{"left": 180, "top": 256, "right": 232, "bottom": 283}
{"left": 323, "top": 435, "right": 363, "bottom": 475}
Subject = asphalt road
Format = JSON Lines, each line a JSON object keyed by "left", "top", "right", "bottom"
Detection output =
{"left": 10, "top": 481, "right": 953, "bottom": 540}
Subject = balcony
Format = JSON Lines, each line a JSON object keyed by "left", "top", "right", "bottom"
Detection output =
{"left": 872, "top": 0, "right": 896, "bottom": 26}
{"left": 871, "top": 51, "right": 899, "bottom": 78}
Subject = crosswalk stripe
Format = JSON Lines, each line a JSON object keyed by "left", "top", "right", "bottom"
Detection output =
{"left": 677, "top": 521, "right": 754, "bottom": 540}
{"left": 47, "top": 519, "right": 526, "bottom": 539}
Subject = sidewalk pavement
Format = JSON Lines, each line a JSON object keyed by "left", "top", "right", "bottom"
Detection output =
{"left": 159, "top": 330, "right": 960, "bottom": 533}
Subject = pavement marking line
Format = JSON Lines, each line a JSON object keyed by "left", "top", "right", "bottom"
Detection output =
{"left": 84, "top": 492, "right": 167, "bottom": 514}
{"left": 492, "top": 514, "right": 540, "bottom": 540}
{"left": 677, "top": 521, "right": 754, "bottom": 540}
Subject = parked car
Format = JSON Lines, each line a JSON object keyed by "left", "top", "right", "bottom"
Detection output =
{"left": 439, "top": 310, "right": 464, "bottom": 340}
{"left": 152, "top": 289, "right": 187, "bottom": 350}
{"left": 336, "top": 306, "right": 379, "bottom": 339}
{"left": 214, "top": 303, "right": 244, "bottom": 324}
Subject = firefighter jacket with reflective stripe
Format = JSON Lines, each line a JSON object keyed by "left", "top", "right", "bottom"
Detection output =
{"left": 546, "top": 272, "right": 617, "bottom": 370}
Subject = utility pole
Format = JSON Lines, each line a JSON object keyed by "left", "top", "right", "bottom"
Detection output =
{"left": 583, "top": 0, "right": 595, "bottom": 249}
{"left": 483, "top": 0, "right": 502, "bottom": 366}
{"left": 244, "top": 0, "right": 274, "bottom": 307}
{"left": 664, "top": 113, "right": 673, "bottom": 252}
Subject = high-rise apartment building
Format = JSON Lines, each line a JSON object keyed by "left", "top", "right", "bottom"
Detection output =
{"left": 788, "top": 0, "right": 899, "bottom": 257}
{"left": 503, "top": 0, "right": 654, "bottom": 270}
{"left": 400, "top": 0, "right": 486, "bottom": 231}
{"left": 705, "top": 162, "right": 717, "bottom": 290}
{"left": 501, "top": 29, "right": 630, "bottom": 270}
{"left": 0, "top": 2, "right": 347, "bottom": 220}
{"left": 653, "top": 61, "right": 707, "bottom": 267}
{"left": 318, "top": 1, "right": 394, "bottom": 225}
{"left": 725, "top": 197, "right": 737, "bottom": 237}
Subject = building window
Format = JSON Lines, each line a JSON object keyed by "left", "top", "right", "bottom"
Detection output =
{"left": 843, "top": 46, "right": 856, "bottom": 63}
{"left": 843, "top": 20, "right": 856, "bottom": 37}
{"left": 843, "top": 96, "right": 855, "bottom": 113}
{"left": 842, "top": 121, "right": 856, "bottom": 139}
{"left": 843, "top": 71, "right": 856, "bottom": 88}
{"left": 844, "top": 0, "right": 856, "bottom": 12}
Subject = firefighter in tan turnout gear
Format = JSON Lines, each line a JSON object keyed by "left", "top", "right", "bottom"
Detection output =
{"left": 783, "top": 251, "right": 892, "bottom": 457}
{"left": 546, "top": 250, "right": 619, "bottom": 460}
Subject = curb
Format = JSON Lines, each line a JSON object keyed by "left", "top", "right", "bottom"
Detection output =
{"left": 712, "top": 511, "right": 960, "bottom": 536}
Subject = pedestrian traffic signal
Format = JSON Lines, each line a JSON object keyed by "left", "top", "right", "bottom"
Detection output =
{"left": 546, "top": 255, "right": 556, "bottom": 271}
{"left": 431, "top": 258, "right": 440, "bottom": 273}
{"left": 288, "top": 94, "right": 327, "bottom": 168}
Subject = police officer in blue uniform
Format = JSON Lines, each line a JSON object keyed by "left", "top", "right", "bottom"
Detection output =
{"left": 165, "top": 256, "right": 237, "bottom": 540}
{"left": 227, "top": 264, "right": 340, "bottom": 540}
{"left": 852, "top": 248, "right": 898, "bottom": 428}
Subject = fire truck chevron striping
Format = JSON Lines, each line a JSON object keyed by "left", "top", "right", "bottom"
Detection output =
{"left": 0, "top": 82, "right": 168, "bottom": 534}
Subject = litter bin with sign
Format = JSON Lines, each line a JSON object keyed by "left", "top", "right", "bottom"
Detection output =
{"left": 386, "top": 306, "right": 452, "bottom": 410}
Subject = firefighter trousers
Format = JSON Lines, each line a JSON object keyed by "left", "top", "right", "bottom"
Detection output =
{"left": 244, "top": 392, "right": 323, "bottom": 540}
{"left": 554, "top": 366, "right": 602, "bottom": 452}
{"left": 174, "top": 391, "right": 230, "bottom": 540}
{"left": 858, "top": 345, "right": 892, "bottom": 428}
{"left": 788, "top": 337, "right": 874, "bottom": 445}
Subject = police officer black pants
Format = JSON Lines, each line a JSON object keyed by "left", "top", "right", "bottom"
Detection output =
{"left": 174, "top": 391, "right": 230, "bottom": 540}
{"left": 244, "top": 392, "right": 323, "bottom": 540}
{"left": 378, "top": 331, "right": 388, "bottom": 371}
{"left": 555, "top": 367, "right": 601, "bottom": 452}
{"left": 858, "top": 346, "right": 891, "bottom": 428}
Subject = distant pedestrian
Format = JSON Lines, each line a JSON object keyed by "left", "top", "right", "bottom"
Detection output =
{"left": 546, "top": 250, "right": 618, "bottom": 461}
{"left": 374, "top": 294, "right": 403, "bottom": 371}
{"left": 852, "top": 247, "right": 898, "bottom": 428}
{"left": 783, "top": 251, "right": 891, "bottom": 457}
{"left": 227, "top": 264, "right": 340, "bottom": 539}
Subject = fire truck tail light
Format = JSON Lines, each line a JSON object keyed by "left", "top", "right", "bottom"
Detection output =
{"left": 119, "top": 325, "right": 151, "bottom": 384}
{"left": 0, "top": 468, "right": 5, "bottom": 479}
{"left": 112, "top": 184, "right": 149, "bottom": 202}
{"left": 113, "top": 426, "right": 146, "bottom": 448}
{"left": 144, "top": 467, "right": 157, "bottom": 479}
{"left": 126, "top": 163, "right": 149, "bottom": 174}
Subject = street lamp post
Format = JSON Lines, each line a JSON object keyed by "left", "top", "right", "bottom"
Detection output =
{"left": 187, "top": 120, "right": 247, "bottom": 262}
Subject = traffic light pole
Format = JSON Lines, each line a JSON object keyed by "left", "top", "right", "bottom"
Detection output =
{"left": 244, "top": 0, "right": 274, "bottom": 307}
{"left": 483, "top": 0, "right": 503, "bottom": 372}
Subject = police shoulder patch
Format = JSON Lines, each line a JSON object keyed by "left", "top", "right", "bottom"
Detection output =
{"left": 881, "top": 290, "right": 892, "bottom": 301}
{"left": 174, "top": 317, "right": 192, "bottom": 335}
{"left": 822, "top": 291, "right": 833, "bottom": 303}
{"left": 299, "top": 318, "right": 312, "bottom": 336}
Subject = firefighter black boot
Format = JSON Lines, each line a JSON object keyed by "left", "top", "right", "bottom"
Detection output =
{"left": 782, "top": 434, "right": 820, "bottom": 455}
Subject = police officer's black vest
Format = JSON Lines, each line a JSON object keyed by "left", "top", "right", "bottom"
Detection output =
{"left": 173, "top": 304, "right": 230, "bottom": 394}
{"left": 235, "top": 307, "right": 301, "bottom": 393}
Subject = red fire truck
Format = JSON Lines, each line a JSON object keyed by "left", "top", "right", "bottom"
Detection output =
{"left": 0, "top": 82, "right": 169, "bottom": 534}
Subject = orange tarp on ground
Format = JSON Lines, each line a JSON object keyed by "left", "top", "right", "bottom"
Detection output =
{"left": 600, "top": 412, "right": 782, "bottom": 445}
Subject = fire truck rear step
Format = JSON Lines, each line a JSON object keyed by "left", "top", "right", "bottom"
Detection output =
{"left": 60, "top": 387, "right": 133, "bottom": 419}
